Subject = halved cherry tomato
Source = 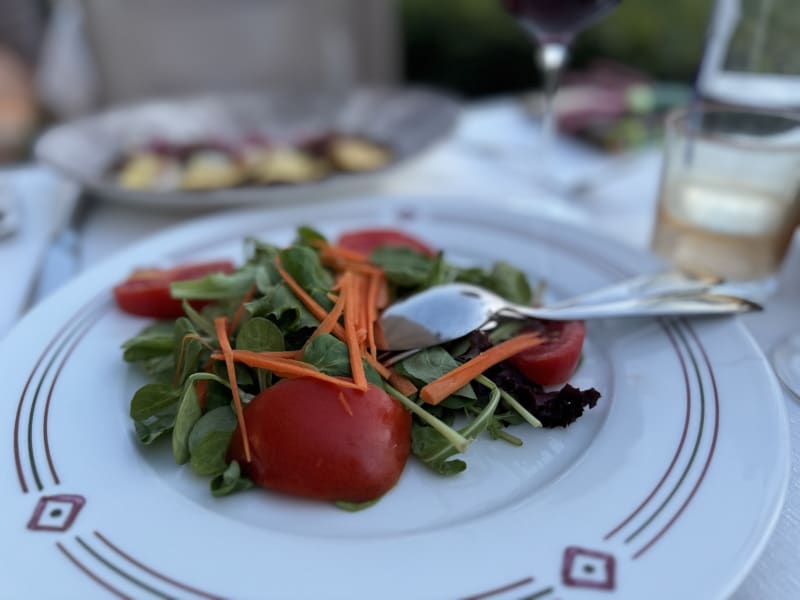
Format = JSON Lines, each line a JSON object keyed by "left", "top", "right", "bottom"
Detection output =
{"left": 337, "top": 228, "right": 436, "bottom": 257}
{"left": 508, "top": 320, "right": 585, "bottom": 386}
{"left": 113, "top": 260, "right": 235, "bottom": 319}
{"left": 228, "top": 378, "right": 411, "bottom": 502}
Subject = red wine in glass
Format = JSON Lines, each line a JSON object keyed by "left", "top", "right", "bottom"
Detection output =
{"left": 502, "top": 0, "right": 621, "bottom": 41}
{"left": 501, "top": 0, "right": 621, "bottom": 144}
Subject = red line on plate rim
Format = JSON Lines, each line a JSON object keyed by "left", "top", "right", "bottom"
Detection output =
{"left": 43, "top": 298, "right": 114, "bottom": 485}
{"left": 603, "top": 320, "right": 692, "bottom": 540}
{"left": 56, "top": 541, "right": 132, "bottom": 599}
{"left": 462, "top": 576, "right": 535, "bottom": 600}
{"left": 93, "top": 531, "right": 226, "bottom": 600}
{"left": 13, "top": 293, "right": 107, "bottom": 493}
{"left": 631, "top": 321, "right": 720, "bottom": 559}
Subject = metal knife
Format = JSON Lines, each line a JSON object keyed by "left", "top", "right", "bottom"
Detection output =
{"left": 0, "top": 181, "right": 21, "bottom": 240}
{"left": 24, "top": 189, "right": 93, "bottom": 309}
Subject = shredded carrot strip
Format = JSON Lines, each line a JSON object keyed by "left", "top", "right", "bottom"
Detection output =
{"left": 273, "top": 258, "right": 327, "bottom": 320}
{"left": 321, "top": 255, "right": 383, "bottom": 276}
{"left": 301, "top": 276, "right": 349, "bottom": 353}
{"left": 318, "top": 243, "right": 383, "bottom": 275}
{"left": 194, "top": 357, "right": 216, "bottom": 410}
{"left": 419, "top": 333, "right": 544, "bottom": 406}
{"left": 374, "top": 276, "right": 390, "bottom": 310}
{"left": 361, "top": 274, "right": 373, "bottom": 346}
{"left": 374, "top": 320, "right": 389, "bottom": 351}
{"left": 337, "top": 391, "right": 354, "bottom": 416}
{"left": 388, "top": 371, "right": 418, "bottom": 398}
{"left": 363, "top": 352, "right": 391, "bottom": 379}
{"left": 363, "top": 353, "right": 419, "bottom": 397}
{"left": 231, "top": 350, "right": 300, "bottom": 359}
{"left": 362, "top": 352, "right": 419, "bottom": 396}
{"left": 228, "top": 282, "right": 258, "bottom": 334}
{"left": 361, "top": 351, "right": 420, "bottom": 397}
{"left": 328, "top": 245, "right": 369, "bottom": 263}
{"left": 365, "top": 273, "right": 381, "bottom": 358}
{"left": 211, "top": 350, "right": 367, "bottom": 390}
{"left": 274, "top": 259, "right": 345, "bottom": 339}
{"left": 317, "top": 241, "right": 370, "bottom": 263}
{"left": 343, "top": 260, "right": 383, "bottom": 276}
{"left": 355, "top": 274, "right": 369, "bottom": 346}
{"left": 214, "top": 317, "right": 251, "bottom": 462}
{"left": 210, "top": 351, "right": 307, "bottom": 365}
{"left": 311, "top": 293, "right": 347, "bottom": 340}
{"left": 364, "top": 354, "right": 417, "bottom": 396}
{"left": 343, "top": 274, "right": 368, "bottom": 391}
{"left": 315, "top": 242, "right": 389, "bottom": 359}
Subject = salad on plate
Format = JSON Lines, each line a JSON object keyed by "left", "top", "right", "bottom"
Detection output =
{"left": 116, "top": 227, "right": 600, "bottom": 509}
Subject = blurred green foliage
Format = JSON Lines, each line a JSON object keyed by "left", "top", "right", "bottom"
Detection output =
{"left": 400, "top": 0, "right": 714, "bottom": 97}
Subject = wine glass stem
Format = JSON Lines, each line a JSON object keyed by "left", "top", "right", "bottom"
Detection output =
{"left": 537, "top": 41, "right": 569, "bottom": 145}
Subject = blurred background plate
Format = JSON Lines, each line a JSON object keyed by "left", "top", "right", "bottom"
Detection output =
{"left": 33, "top": 87, "right": 460, "bottom": 210}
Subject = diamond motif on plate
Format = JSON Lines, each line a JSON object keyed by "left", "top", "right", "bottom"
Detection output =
{"left": 561, "top": 546, "right": 616, "bottom": 591}
{"left": 26, "top": 494, "right": 85, "bottom": 532}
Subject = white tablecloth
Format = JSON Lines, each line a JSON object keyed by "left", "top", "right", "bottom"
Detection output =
{"left": 2, "top": 98, "right": 799, "bottom": 599}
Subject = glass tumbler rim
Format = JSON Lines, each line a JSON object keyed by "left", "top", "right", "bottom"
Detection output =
{"left": 666, "top": 102, "right": 800, "bottom": 154}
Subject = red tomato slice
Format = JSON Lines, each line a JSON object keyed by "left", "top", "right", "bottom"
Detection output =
{"left": 113, "top": 260, "right": 235, "bottom": 319}
{"left": 228, "top": 378, "right": 411, "bottom": 502}
{"left": 337, "top": 228, "right": 436, "bottom": 256}
{"left": 508, "top": 320, "right": 585, "bottom": 386}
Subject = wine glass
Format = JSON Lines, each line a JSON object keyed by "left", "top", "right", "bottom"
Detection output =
{"left": 500, "top": 0, "right": 622, "bottom": 143}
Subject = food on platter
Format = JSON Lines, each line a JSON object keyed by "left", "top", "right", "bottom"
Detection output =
{"left": 113, "top": 133, "right": 393, "bottom": 192}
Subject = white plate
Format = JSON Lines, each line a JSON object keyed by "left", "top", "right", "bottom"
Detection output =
{"left": 1, "top": 197, "right": 788, "bottom": 599}
{"left": 34, "top": 88, "right": 460, "bottom": 210}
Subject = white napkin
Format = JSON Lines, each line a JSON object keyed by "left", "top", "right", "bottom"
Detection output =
{"left": 0, "top": 167, "right": 74, "bottom": 336}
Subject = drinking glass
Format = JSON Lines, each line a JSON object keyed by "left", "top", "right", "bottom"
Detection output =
{"left": 651, "top": 105, "right": 800, "bottom": 296}
{"left": 500, "top": 0, "right": 621, "bottom": 143}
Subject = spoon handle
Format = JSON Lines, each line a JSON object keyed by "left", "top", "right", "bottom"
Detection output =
{"left": 546, "top": 270, "right": 722, "bottom": 308}
{"left": 505, "top": 292, "right": 761, "bottom": 321}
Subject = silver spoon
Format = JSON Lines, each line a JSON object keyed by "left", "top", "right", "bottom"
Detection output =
{"left": 378, "top": 282, "right": 761, "bottom": 351}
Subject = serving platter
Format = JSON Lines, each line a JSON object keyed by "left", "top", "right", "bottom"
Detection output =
{"left": 34, "top": 88, "right": 459, "bottom": 210}
{"left": 1, "top": 196, "right": 788, "bottom": 599}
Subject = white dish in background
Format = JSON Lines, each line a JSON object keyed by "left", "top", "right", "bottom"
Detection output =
{"left": 1, "top": 196, "right": 788, "bottom": 599}
{"left": 34, "top": 88, "right": 460, "bottom": 210}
